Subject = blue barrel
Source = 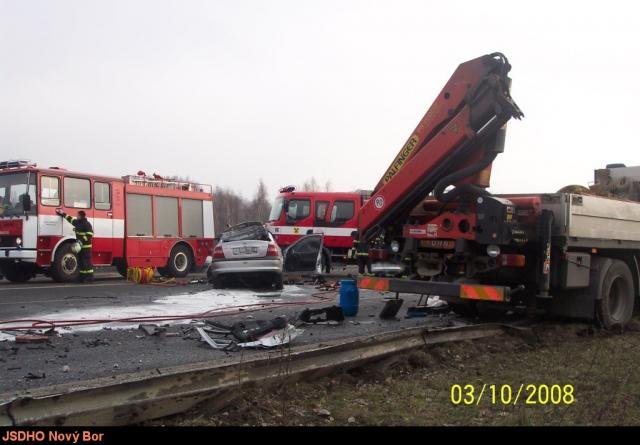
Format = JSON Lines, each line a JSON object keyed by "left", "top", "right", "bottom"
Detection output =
{"left": 339, "top": 279, "right": 359, "bottom": 316}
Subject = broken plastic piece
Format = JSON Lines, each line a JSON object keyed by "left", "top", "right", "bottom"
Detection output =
{"left": 230, "top": 316, "right": 288, "bottom": 342}
{"left": 379, "top": 299, "right": 404, "bottom": 319}
{"left": 139, "top": 324, "right": 165, "bottom": 336}
{"left": 298, "top": 306, "right": 345, "bottom": 324}
{"left": 237, "top": 324, "right": 303, "bottom": 348}
{"left": 196, "top": 324, "right": 303, "bottom": 350}
{"left": 196, "top": 327, "right": 235, "bottom": 349}
{"left": 0, "top": 332, "right": 16, "bottom": 342}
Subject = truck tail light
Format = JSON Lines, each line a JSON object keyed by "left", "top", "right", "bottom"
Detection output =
{"left": 266, "top": 243, "right": 279, "bottom": 257}
{"left": 213, "top": 245, "right": 225, "bottom": 259}
{"left": 499, "top": 254, "right": 526, "bottom": 267}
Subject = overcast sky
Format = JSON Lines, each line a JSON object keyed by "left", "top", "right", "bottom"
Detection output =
{"left": 1, "top": 0, "right": 638, "bottom": 201}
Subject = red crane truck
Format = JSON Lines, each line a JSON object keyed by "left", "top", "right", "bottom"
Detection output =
{"left": 0, "top": 161, "right": 214, "bottom": 283}
{"left": 356, "top": 52, "right": 639, "bottom": 328}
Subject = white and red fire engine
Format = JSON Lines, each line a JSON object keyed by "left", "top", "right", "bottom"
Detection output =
{"left": 0, "top": 160, "right": 214, "bottom": 282}
{"left": 265, "top": 186, "right": 371, "bottom": 268}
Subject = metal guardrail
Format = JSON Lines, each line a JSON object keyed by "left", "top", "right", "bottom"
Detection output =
{"left": 0, "top": 323, "right": 509, "bottom": 426}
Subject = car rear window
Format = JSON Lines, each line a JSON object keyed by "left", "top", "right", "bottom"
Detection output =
{"left": 221, "top": 224, "right": 271, "bottom": 242}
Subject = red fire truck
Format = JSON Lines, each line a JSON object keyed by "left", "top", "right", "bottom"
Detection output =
{"left": 265, "top": 187, "right": 371, "bottom": 268}
{"left": 0, "top": 161, "right": 215, "bottom": 283}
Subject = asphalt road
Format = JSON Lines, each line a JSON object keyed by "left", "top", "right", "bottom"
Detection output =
{"left": 0, "top": 270, "right": 458, "bottom": 396}
{"left": 0, "top": 270, "right": 206, "bottom": 321}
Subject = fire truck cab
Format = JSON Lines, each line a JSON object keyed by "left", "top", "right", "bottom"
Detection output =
{"left": 265, "top": 187, "right": 371, "bottom": 267}
{"left": 0, "top": 160, "right": 214, "bottom": 283}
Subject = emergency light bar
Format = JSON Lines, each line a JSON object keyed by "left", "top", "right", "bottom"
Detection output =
{"left": 0, "top": 160, "right": 35, "bottom": 170}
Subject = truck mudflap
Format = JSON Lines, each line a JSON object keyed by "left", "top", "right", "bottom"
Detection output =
{"left": 357, "top": 277, "right": 510, "bottom": 302}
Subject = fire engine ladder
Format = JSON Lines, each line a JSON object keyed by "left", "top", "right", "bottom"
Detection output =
{"left": 123, "top": 175, "right": 212, "bottom": 193}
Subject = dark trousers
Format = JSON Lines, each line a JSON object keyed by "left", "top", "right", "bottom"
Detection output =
{"left": 357, "top": 255, "right": 371, "bottom": 274}
{"left": 78, "top": 248, "right": 94, "bottom": 282}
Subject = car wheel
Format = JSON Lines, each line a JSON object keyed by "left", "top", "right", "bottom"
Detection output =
{"left": 273, "top": 274, "right": 284, "bottom": 290}
{"left": 51, "top": 242, "right": 80, "bottom": 283}
{"left": 210, "top": 274, "right": 224, "bottom": 289}
{"left": 0, "top": 262, "right": 35, "bottom": 283}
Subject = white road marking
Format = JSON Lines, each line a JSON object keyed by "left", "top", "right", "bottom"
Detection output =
{"left": 0, "top": 297, "right": 118, "bottom": 306}
{"left": 0, "top": 282, "right": 131, "bottom": 292}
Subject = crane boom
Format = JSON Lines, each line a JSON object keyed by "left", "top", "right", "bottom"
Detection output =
{"left": 360, "top": 53, "right": 522, "bottom": 242}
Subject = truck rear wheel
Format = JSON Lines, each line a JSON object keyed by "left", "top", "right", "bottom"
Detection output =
{"left": 448, "top": 301, "right": 478, "bottom": 318}
{"left": 0, "top": 262, "right": 35, "bottom": 283}
{"left": 51, "top": 243, "right": 80, "bottom": 283}
{"left": 595, "top": 259, "right": 635, "bottom": 329}
{"left": 160, "top": 244, "right": 192, "bottom": 278}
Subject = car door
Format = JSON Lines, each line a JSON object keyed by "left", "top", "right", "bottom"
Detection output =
{"left": 283, "top": 234, "right": 324, "bottom": 273}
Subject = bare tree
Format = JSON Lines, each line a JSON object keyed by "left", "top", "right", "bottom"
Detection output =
{"left": 212, "top": 180, "right": 274, "bottom": 236}
{"left": 301, "top": 177, "right": 320, "bottom": 191}
{"left": 251, "top": 179, "right": 271, "bottom": 223}
{"left": 213, "top": 187, "right": 248, "bottom": 236}
{"left": 300, "top": 177, "right": 334, "bottom": 192}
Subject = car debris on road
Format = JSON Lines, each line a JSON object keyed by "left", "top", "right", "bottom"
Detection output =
{"left": 138, "top": 324, "right": 165, "bottom": 336}
{"left": 196, "top": 315, "right": 304, "bottom": 350}
{"left": 298, "top": 306, "right": 344, "bottom": 324}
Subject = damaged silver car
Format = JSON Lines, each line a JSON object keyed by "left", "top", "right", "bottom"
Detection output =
{"left": 208, "top": 221, "right": 323, "bottom": 289}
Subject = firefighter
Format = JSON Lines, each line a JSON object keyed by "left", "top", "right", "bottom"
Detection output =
{"left": 56, "top": 209, "right": 94, "bottom": 282}
{"left": 352, "top": 237, "right": 371, "bottom": 275}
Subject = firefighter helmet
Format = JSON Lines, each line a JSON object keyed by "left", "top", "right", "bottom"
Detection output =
{"left": 71, "top": 241, "right": 82, "bottom": 254}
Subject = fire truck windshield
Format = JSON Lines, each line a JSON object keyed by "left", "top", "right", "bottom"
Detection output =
{"left": 269, "top": 196, "right": 284, "bottom": 221}
{"left": 0, "top": 173, "right": 36, "bottom": 217}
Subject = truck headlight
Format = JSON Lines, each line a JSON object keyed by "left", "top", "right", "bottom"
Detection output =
{"left": 486, "top": 244, "right": 500, "bottom": 258}
{"left": 16, "top": 237, "right": 22, "bottom": 246}
{"left": 390, "top": 240, "right": 400, "bottom": 253}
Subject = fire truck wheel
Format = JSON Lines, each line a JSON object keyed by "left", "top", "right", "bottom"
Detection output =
{"left": 595, "top": 259, "right": 635, "bottom": 329}
{"left": 114, "top": 260, "right": 127, "bottom": 278}
{"left": 51, "top": 243, "right": 80, "bottom": 283}
{"left": 162, "top": 244, "right": 193, "bottom": 278}
{"left": 0, "top": 262, "right": 35, "bottom": 283}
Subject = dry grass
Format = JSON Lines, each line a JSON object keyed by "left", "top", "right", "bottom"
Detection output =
{"left": 150, "top": 317, "right": 640, "bottom": 426}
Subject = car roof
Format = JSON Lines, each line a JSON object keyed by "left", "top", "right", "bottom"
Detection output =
{"left": 222, "top": 221, "right": 263, "bottom": 233}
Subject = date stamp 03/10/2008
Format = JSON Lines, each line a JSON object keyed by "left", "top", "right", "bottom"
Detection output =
{"left": 450, "top": 384, "right": 575, "bottom": 406}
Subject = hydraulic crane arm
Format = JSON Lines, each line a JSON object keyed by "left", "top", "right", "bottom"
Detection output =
{"left": 359, "top": 52, "right": 523, "bottom": 243}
